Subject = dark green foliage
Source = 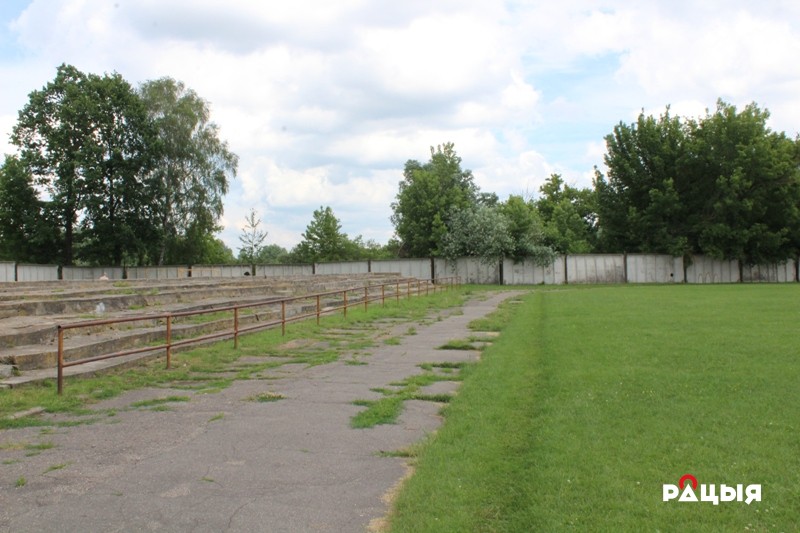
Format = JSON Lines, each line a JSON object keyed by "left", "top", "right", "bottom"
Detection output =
{"left": 535, "top": 175, "right": 598, "bottom": 254}
{"left": 391, "top": 143, "right": 478, "bottom": 257}
{"left": 138, "top": 77, "right": 238, "bottom": 265}
{"left": 7, "top": 66, "right": 238, "bottom": 266}
{"left": 595, "top": 100, "right": 800, "bottom": 264}
{"left": 0, "top": 155, "right": 60, "bottom": 262}
{"left": 290, "top": 206, "right": 354, "bottom": 263}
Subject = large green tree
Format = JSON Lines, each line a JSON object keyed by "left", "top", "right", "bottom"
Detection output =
{"left": 11, "top": 64, "right": 157, "bottom": 266}
{"left": 391, "top": 143, "right": 478, "bottom": 257}
{"left": 11, "top": 64, "right": 91, "bottom": 265}
{"left": 535, "top": 175, "right": 598, "bottom": 254}
{"left": 76, "top": 71, "right": 156, "bottom": 266}
{"left": 441, "top": 205, "right": 513, "bottom": 264}
{"left": 685, "top": 101, "right": 800, "bottom": 265}
{"left": 594, "top": 108, "right": 688, "bottom": 255}
{"left": 441, "top": 197, "right": 556, "bottom": 266}
{"left": 0, "top": 155, "right": 60, "bottom": 263}
{"left": 594, "top": 100, "right": 800, "bottom": 264}
{"left": 138, "top": 78, "right": 238, "bottom": 265}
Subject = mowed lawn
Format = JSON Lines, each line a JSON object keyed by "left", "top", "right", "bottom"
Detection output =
{"left": 388, "top": 284, "right": 800, "bottom": 532}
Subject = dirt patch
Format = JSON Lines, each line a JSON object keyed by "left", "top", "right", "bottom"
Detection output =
{"left": 368, "top": 462, "right": 415, "bottom": 533}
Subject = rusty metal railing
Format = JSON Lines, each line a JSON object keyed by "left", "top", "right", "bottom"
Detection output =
{"left": 55, "top": 276, "right": 461, "bottom": 394}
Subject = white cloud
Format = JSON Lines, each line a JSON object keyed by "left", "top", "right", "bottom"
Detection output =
{"left": 2, "top": 0, "right": 800, "bottom": 255}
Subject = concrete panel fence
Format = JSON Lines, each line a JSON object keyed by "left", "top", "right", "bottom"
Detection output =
{"left": 3, "top": 255, "right": 799, "bottom": 285}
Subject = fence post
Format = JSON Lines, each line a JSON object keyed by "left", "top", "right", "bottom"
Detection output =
{"left": 381, "top": 284, "right": 386, "bottom": 306}
{"left": 364, "top": 286, "right": 368, "bottom": 312}
{"left": 343, "top": 290, "right": 348, "bottom": 319}
{"left": 316, "top": 294, "right": 321, "bottom": 325}
{"left": 57, "top": 326, "right": 64, "bottom": 395}
{"left": 281, "top": 300, "right": 286, "bottom": 336}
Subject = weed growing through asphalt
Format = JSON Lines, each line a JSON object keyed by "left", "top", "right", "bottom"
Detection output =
{"left": 247, "top": 392, "right": 284, "bottom": 403}
{"left": 350, "top": 363, "right": 469, "bottom": 428}
{"left": 129, "top": 396, "right": 190, "bottom": 409}
{"left": 437, "top": 339, "right": 479, "bottom": 350}
{"left": 43, "top": 463, "right": 69, "bottom": 474}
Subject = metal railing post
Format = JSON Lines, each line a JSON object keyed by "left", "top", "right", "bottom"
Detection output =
{"left": 57, "top": 326, "right": 64, "bottom": 395}
{"left": 234, "top": 307, "right": 239, "bottom": 349}
{"left": 166, "top": 314, "right": 172, "bottom": 369}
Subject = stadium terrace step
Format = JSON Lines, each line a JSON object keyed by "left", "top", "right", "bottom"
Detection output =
{"left": 0, "top": 274, "right": 412, "bottom": 385}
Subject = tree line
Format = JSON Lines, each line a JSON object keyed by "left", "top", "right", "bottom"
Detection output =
{"left": 0, "top": 64, "right": 237, "bottom": 266}
{"left": 386, "top": 100, "right": 800, "bottom": 267}
{"left": 3, "top": 66, "right": 798, "bottom": 268}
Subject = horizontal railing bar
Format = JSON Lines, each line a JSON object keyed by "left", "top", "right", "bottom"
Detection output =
{"left": 54, "top": 277, "right": 460, "bottom": 393}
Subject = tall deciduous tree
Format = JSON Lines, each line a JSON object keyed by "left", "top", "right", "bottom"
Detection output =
{"left": 0, "top": 155, "right": 60, "bottom": 263}
{"left": 594, "top": 108, "right": 688, "bottom": 255}
{"left": 138, "top": 78, "right": 238, "bottom": 265}
{"left": 535, "top": 175, "right": 598, "bottom": 254}
{"left": 391, "top": 143, "right": 478, "bottom": 257}
{"left": 500, "top": 194, "right": 557, "bottom": 263}
{"left": 12, "top": 64, "right": 90, "bottom": 265}
{"left": 11, "top": 64, "right": 157, "bottom": 266}
{"left": 77, "top": 71, "right": 156, "bottom": 266}
{"left": 594, "top": 100, "right": 800, "bottom": 264}
{"left": 441, "top": 205, "right": 513, "bottom": 264}
{"left": 685, "top": 101, "right": 800, "bottom": 265}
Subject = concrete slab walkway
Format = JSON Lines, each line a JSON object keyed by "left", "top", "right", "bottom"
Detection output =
{"left": 0, "top": 291, "right": 523, "bottom": 532}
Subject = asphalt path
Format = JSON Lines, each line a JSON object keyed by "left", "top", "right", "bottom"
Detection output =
{"left": 0, "top": 291, "right": 522, "bottom": 533}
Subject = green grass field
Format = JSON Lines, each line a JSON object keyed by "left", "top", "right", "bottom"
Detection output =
{"left": 387, "top": 284, "right": 800, "bottom": 532}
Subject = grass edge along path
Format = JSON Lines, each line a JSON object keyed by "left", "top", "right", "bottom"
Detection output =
{"left": 386, "top": 285, "right": 800, "bottom": 532}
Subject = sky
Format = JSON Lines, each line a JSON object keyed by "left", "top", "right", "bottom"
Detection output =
{"left": 1, "top": 1, "right": 800, "bottom": 253}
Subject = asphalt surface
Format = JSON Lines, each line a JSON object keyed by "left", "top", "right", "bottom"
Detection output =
{"left": 0, "top": 291, "right": 521, "bottom": 532}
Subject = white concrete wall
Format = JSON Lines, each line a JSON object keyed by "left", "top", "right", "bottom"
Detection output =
{"left": 126, "top": 266, "right": 187, "bottom": 280}
{"left": 315, "top": 261, "right": 370, "bottom": 275}
{"left": 16, "top": 264, "right": 59, "bottom": 282}
{"left": 503, "top": 257, "right": 564, "bottom": 285}
{"left": 256, "top": 264, "right": 314, "bottom": 277}
{"left": 0, "top": 262, "right": 15, "bottom": 282}
{"left": 685, "top": 256, "right": 739, "bottom": 283}
{"left": 741, "top": 260, "right": 797, "bottom": 282}
{"left": 626, "top": 254, "right": 683, "bottom": 283}
{"left": 436, "top": 257, "right": 500, "bottom": 284}
{"left": 189, "top": 264, "right": 250, "bottom": 278}
{"left": 62, "top": 266, "right": 125, "bottom": 280}
{"left": 567, "top": 254, "right": 625, "bottom": 284}
{"left": 371, "top": 258, "right": 431, "bottom": 279}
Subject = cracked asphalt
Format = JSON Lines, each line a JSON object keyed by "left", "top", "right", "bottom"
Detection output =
{"left": 0, "top": 291, "right": 520, "bottom": 532}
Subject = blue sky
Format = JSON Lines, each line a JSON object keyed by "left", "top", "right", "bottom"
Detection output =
{"left": 2, "top": 1, "right": 799, "bottom": 252}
